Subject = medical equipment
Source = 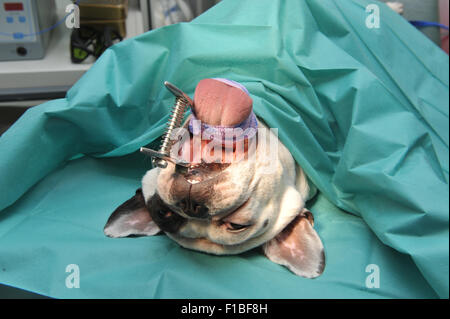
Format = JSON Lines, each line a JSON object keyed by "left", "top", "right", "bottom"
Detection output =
{"left": 140, "top": 81, "right": 192, "bottom": 171}
{"left": 78, "top": 0, "right": 128, "bottom": 38}
{"left": 70, "top": 26, "right": 123, "bottom": 63}
{"left": 0, "top": 0, "right": 56, "bottom": 61}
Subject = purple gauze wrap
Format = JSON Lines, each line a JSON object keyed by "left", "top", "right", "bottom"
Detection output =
{"left": 188, "top": 78, "right": 258, "bottom": 143}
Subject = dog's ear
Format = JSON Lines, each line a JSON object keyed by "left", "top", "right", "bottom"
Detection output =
{"left": 263, "top": 209, "right": 325, "bottom": 278}
{"left": 104, "top": 188, "right": 161, "bottom": 238}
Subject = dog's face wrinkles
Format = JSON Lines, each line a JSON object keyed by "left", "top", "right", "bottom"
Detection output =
{"left": 104, "top": 80, "right": 325, "bottom": 278}
{"left": 105, "top": 120, "right": 326, "bottom": 278}
{"left": 139, "top": 121, "right": 304, "bottom": 255}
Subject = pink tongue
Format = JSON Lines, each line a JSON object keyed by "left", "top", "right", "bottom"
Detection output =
{"left": 193, "top": 79, "right": 253, "bottom": 126}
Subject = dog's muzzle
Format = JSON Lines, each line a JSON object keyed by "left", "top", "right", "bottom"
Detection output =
{"left": 170, "top": 162, "right": 229, "bottom": 219}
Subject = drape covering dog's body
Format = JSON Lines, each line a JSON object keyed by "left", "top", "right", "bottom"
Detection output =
{"left": 0, "top": 0, "right": 448, "bottom": 298}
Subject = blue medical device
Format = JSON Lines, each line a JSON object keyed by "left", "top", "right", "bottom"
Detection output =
{"left": 0, "top": 0, "right": 56, "bottom": 61}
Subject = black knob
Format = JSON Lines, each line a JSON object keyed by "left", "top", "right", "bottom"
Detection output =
{"left": 16, "top": 46, "right": 27, "bottom": 56}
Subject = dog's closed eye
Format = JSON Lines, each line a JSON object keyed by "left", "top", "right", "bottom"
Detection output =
{"left": 225, "top": 222, "right": 251, "bottom": 232}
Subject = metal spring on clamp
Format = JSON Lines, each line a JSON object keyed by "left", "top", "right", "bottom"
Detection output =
{"left": 140, "top": 81, "right": 193, "bottom": 170}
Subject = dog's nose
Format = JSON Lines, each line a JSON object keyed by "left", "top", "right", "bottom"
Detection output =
{"left": 184, "top": 168, "right": 203, "bottom": 184}
{"left": 179, "top": 198, "right": 209, "bottom": 219}
{"left": 183, "top": 163, "right": 230, "bottom": 184}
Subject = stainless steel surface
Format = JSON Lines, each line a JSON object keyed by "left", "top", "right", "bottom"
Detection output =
{"left": 140, "top": 147, "right": 190, "bottom": 167}
{"left": 148, "top": 81, "right": 192, "bottom": 169}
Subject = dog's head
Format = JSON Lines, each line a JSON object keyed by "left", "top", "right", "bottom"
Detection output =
{"left": 104, "top": 79, "right": 325, "bottom": 278}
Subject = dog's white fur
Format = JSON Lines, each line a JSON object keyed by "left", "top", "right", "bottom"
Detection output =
{"left": 142, "top": 120, "right": 318, "bottom": 255}
{"left": 106, "top": 118, "right": 325, "bottom": 278}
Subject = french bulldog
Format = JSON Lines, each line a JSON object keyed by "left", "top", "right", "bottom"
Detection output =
{"left": 104, "top": 78, "right": 325, "bottom": 278}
